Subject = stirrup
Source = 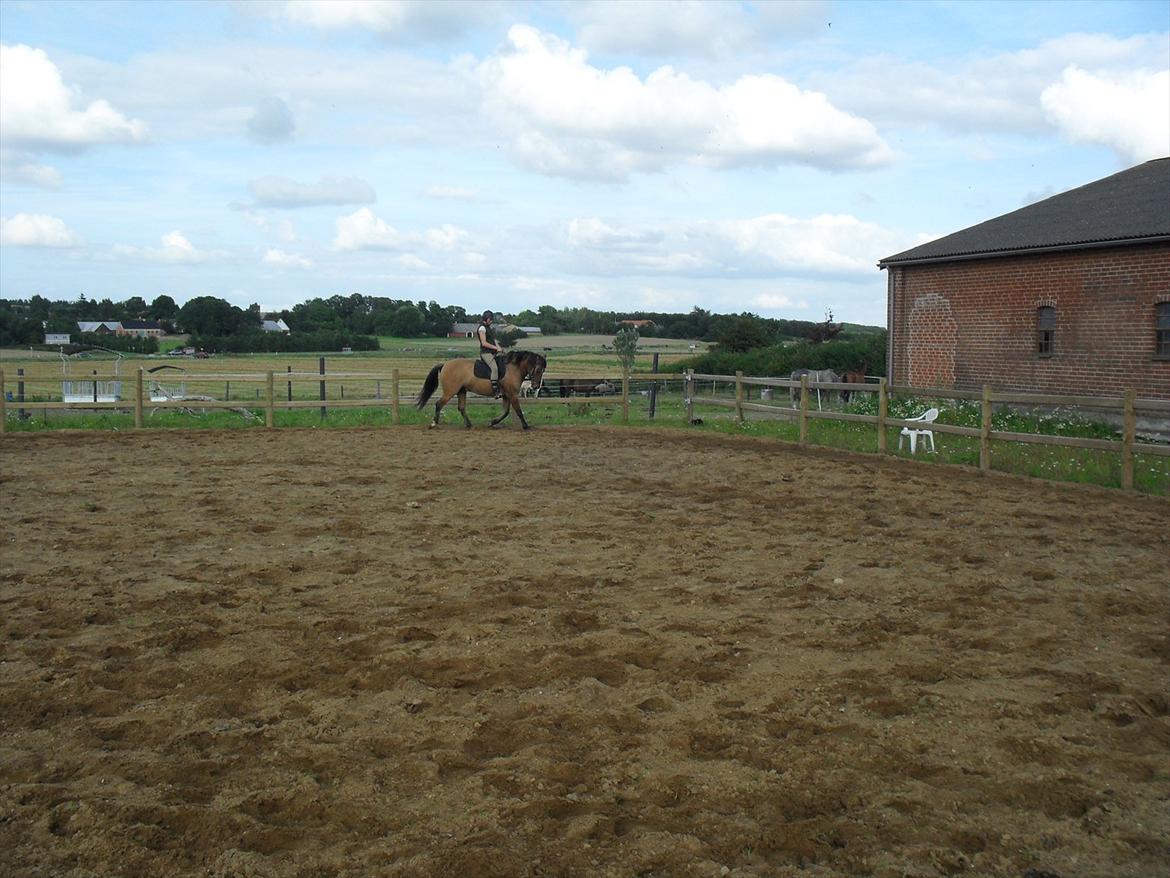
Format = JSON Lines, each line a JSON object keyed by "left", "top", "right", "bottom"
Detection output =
{"left": 491, "top": 382, "right": 501, "bottom": 398}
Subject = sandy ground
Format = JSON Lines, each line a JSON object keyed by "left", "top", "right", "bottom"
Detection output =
{"left": 0, "top": 426, "right": 1167, "bottom": 878}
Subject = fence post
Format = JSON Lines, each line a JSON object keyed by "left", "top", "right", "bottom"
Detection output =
{"left": 648, "top": 353, "right": 659, "bottom": 419}
{"left": 877, "top": 378, "right": 888, "bottom": 453}
{"left": 980, "top": 385, "right": 992, "bottom": 471}
{"left": 799, "top": 374, "right": 809, "bottom": 444}
{"left": 319, "top": 356, "right": 326, "bottom": 419}
{"left": 735, "top": 370, "right": 744, "bottom": 425}
{"left": 134, "top": 368, "right": 143, "bottom": 428}
{"left": 287, "top": 365, "right": 292, "bottom": 402}
{"left": 391, "top": 368, "right": 400, "bottom": 425}
{"left": 1121, "top": 388, "right": 1136, "bottom": 490}
{"left": 685, "top": 370, "right": 694, "bottom": 424}
{"left": 0, "top": 369, "right": 6, "bottom": 435}
{"left": 266, "top": 371, "right": 275, "bottom": 429}
{"left": 622, "top": 366, "right": 630, "bottom": 424}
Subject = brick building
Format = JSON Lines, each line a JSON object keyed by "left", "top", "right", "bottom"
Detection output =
{"left": 879, "top": 158, "right": 1170, "bottom": 400}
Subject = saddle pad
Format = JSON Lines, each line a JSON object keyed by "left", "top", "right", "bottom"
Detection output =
{"left": 473, "top": 356, "right": 506, "bottom": 380}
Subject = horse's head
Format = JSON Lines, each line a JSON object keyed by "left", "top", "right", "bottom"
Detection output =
{"left": 525, "top": 353, "right": 547, "bottom": 391}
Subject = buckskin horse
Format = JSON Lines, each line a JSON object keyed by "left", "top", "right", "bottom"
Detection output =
{"left": 416, "top": 350, "right": 547, "bottom": 430}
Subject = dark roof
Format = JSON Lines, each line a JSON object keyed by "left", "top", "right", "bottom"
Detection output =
{"left": 121, "top": 319, "right": 162, "bottom": 329}
{"left": 880, "top": 157, "right": 1170, "bottom": 267}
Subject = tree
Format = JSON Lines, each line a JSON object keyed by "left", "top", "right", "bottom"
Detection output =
{"left": 717, "top": 315, "right": 773, "bottom": 352}
{"left": 614, "top": 326, "right": 639, "bottom": 373}
{"left": 178, "top": 296, "right": 251, "bottom": 336}
{"left": 805, "top": 309, "right": 843, "bottom": 344}
{"left": 149, "top": 295, "right": 179, "bottom": 324}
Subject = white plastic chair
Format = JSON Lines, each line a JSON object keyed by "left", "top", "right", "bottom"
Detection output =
{"left": 898, "top": 408, "right": 939, "bottom": 454}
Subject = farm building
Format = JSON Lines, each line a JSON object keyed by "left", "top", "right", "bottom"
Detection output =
{"left": 448, "top": 322, "right": 479, "bottom": 338}
{"left": 261, "top": 318, "right": 290, "bottom": 333}
{"left": 120, "top": 319, "right": 164, "bottom": 338}
{"left": 76, "top": 321, "right": 122, "bottom": 334}
{"left": 879, "top": 157, "right": 1170, "bottom": 400}
{"left": 44, "top": 332, "right": 70, "bottom": 345}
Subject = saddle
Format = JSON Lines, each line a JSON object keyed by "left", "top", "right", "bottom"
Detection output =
{"left": 473, "top": 355, "right": 507, "bottom": 381}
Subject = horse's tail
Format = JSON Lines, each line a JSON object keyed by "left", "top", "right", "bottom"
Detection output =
{"left": 416, "top": 364, "right": 441, "bottom": 410}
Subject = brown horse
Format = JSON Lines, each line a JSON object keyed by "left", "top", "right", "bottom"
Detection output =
{"left": 416, "top": 350, "right": 547, "bottom": 430}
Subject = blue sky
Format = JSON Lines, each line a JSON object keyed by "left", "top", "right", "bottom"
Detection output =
{"left": 1, "top": 0, "right": 1167, "bottom": 326}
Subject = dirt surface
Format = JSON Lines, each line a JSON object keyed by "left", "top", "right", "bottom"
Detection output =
{"left": 1, "top": 426, "right": 1167, "bottom": 878}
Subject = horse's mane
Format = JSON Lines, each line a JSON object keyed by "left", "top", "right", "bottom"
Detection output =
{"left": 505, "top": 349, "right": 546, "bottom": 367}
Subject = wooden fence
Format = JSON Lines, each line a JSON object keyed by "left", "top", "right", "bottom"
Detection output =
{"left": 680, "top": 370, "right": 1170, "bottom": 492}
{"left": 2, "top": 366, "right": 1168, "bottom": 491}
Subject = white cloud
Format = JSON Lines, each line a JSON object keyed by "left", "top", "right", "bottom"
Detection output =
{"left": 333, "top": 208, "right": 408, "bottom": 251}
{"left": 0, "top": 150, "right": 62, "bottom": 188}
{"left": 397, "top": 254, "right": 431, "bottom": 270}
{"left": 564, "top": 213, "right": 928, "bottom": 277}
{"left": 816, "top": 33, "right": 1169, "bottom": 138}
{"left": 568, "top": 0, "right": 826, "bottom": 58}
{"left": 332, "top": 208, "right": 476, "bottom": 257}
{"left": 248, "top": 175, "right": 376, "bottom": 208}
{"left": 248, "top": 96, "right": 295, "bottom": 144}
{"left": 0, "top": 213, "right": 80, "bottom": 247}
{"left": 275, "top": 0, "right": 499, "bottom": 42}
{"left": 750, "top": 293, "right": 807, "bottom": 311}
{"left": 262, "top": 248, "right": 313, "bottom": 268}
{"left": 1042, "top": 66, "right": 1170, "bottom": 163}
{"left": 0, "top": 43, "right": 147, "bottom": 151}
{"left": 424, "top": 185, "right": 480, "bottom": 201}
{"left": 476, "top": 25, "right": 892, "bottom": 181}
{"left": 113, "top": 230, "right": 220, "bottom": 263}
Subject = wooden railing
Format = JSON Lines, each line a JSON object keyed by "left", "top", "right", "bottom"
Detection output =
{"left": 3, "top": 366, "right": 1168, "bottom": 491}
{"left": 680, "top": 370, "right": 1170, "bottom": 491}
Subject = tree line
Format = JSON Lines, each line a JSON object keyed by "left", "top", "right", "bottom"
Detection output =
{"left": 0, "top": 293, "right": 882, "bottom": 354}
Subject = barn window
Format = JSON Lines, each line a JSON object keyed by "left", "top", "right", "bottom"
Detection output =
{"left": 1156, "top": 302, "right": 1170, "bottom": 359}
{"left": 1036, "top": 306, "right": 1056, "bottom": 357}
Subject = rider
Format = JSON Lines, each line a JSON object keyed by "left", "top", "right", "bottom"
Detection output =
{"left": 477, "top": 309, "right": 505, "bottom": 397}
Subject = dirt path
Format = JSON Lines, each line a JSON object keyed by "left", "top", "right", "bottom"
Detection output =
{"left": 1, "top": 427, "right": 1167, "bottom": 877}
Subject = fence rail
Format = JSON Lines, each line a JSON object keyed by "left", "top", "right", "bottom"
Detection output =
{"left": 2, "top": 366, "right": 1167, "bottom": 491}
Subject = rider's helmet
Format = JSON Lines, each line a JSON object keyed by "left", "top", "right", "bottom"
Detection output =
{"left": 482, "top": 310, "right": 493, "bottom": 321}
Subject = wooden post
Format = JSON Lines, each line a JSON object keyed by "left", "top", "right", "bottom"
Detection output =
{"left": 648, "top": 352, "right": 659, "bottom": 419}
{"left": 799, "top": 374, "right": 809, "bottom": 444}
{"left": 980, "top": 385, "right": 992, "bottom": 471}
{"left": 735, "top": 370, "right": 744, "bottom": 425}
{"left": 391, "top": 368, "right": 400, "bottom": 425}
{"left": 134, "top": 368, "right": 143, "bottom": 428}
{"left": 877, "top": 378, "right": 888, "bottom": 453}
{"left": 319, "top": 356, "right": 326, "bottom": 419}
{"left": 685, "top": 370, "right": 694, "bottom": 424}
{"left": 266, "top": 371, "right": 275, "bottom": 429}
{"left": 1121, "top": 388, "right": 1136, "bottom": 490}
{"left": 0, "top": 369, "right": 6, "bottom": 435}
{"left": 287, "top": 365, "right": 293, "bottom": 402}
{"left": 622, "top": 366, "right": 630, "bottom": 424}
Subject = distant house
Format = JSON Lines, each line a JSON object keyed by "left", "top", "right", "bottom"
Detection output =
{"left": 618, "top": 319, "right": 656, "bottom": 329}
{"left": 448, "top": 322, "right": 479, "bottom": 338}
{"left": 517, "top": 326, "right": 542, "bottom": 335}
{"left": 879, "top": 157, "right": 1170, "bottom": 400}
{"left": 77, "top": 321, "right": 121, "bottom": 334}
{"left": 261, "top": 319, "right": 290, "bottom": 333}
{"left": 120, "top": 319, "right": 164, "bottom": 338}
{"left": 45, "top": 333, "right": 70, "bottom": 345}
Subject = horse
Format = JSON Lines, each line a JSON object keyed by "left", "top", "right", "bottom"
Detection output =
{"left": 790, "top": 368, "right": 840, "bottom": 409}
{"left": 416, "top": 349, "right": 547, "bottom": 430}
{"left": 840, "top": 370, "right": 867, "bottom": 405}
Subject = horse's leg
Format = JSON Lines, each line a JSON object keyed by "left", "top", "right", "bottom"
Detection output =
{"left": 457, "top": 389, "right": 472, "bottom": 428}
{"left": 513, "top": 395, "right": 531, "bottom": 430}
{"left": 489, "top": 394, "right": 513, "bottom": 427}
{"left": 431, "top": 384, "right": 457, "bottom": 428}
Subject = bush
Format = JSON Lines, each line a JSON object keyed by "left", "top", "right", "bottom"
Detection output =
{"left": 671, "top": 333, "right": 886, "bottom": 377}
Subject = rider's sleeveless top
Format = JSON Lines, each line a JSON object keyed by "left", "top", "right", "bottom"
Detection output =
{"left": 478, "top": 321, "right": 496, "bottom": 353}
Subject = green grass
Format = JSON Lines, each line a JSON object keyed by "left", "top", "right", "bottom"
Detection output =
{"left": 4, "top": 389, "right": 1167, "bottom": 495}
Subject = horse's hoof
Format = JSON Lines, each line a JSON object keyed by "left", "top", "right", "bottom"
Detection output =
{"left": 428, "top": 422, "right": 438, "bottom": 429}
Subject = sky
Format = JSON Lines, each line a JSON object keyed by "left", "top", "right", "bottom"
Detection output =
{"left": 0, "top": 0, "right": 1167, "bottom": 327}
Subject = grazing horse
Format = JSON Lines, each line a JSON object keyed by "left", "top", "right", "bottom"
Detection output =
{"left": 416, "top": 350, "right": 547, "bottom": 430}
{"left": 790, "top": 368, "right": 840, "bottom": 409}
{"left": 840, "top": 370, "right": 867, "bottom": 405}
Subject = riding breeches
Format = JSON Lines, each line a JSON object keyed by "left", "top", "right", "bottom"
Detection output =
{"left": 480, "top": 351, "right": 499, "bottom": 384}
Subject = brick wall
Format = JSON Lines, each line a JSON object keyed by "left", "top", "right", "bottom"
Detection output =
{"left": 887, "top": 241, "right": 1170, "bottom": 399}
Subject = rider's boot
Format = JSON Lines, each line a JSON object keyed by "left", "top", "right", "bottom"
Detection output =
{"left": 491, "top": 380, "right": 501, "bottom": 398}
